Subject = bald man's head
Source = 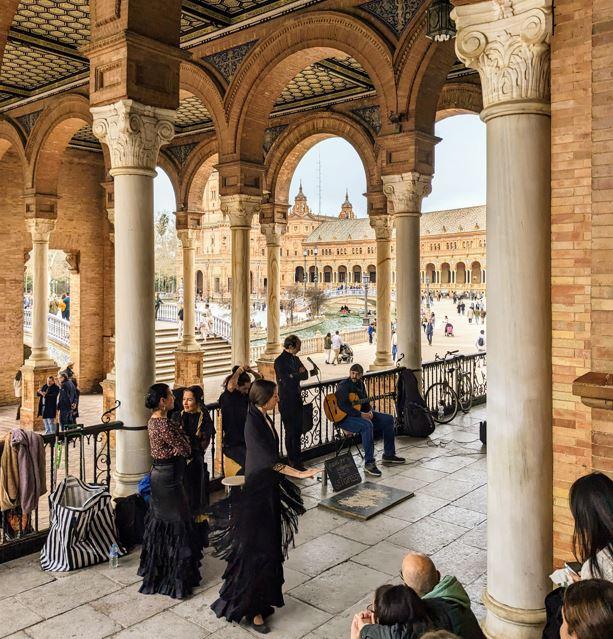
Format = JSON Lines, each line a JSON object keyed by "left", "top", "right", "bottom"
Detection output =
{"left": 401, "top": 552, "right": 439, "bottom": 597}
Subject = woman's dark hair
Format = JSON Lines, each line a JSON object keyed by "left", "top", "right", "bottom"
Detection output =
{"left": 249, "top": 379, "right": 277, "bottom": 407}
{"left": 58, "top": 372, "right": 68, "bottom": 383}
{"left": 283, "top": 334, "right": 301, "bottom": 350}
{"left": 563, "top": 579, "right": 613, "bottom": 639}
{"left": 145, "top": 383, "right": 170, "bottom": 410}
{"left": 222, "top": 365, "right": 251, "bottom": 389}
{"left": 373, "top": 584, "right": 431, "bottom": 627}
{"left": 569, "top": 472, "right": 613, "bottom": 578}
{"left": 14, "top": 370, "right": 22, "bottom": 382}
{"left": 326, "top": 332, "right": 331, "bottom": 337}
{"left": 186, "top": 385, "right": 204, "bottom": 405}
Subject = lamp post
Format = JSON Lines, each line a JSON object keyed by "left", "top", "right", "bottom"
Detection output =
{"left": 314, "top": 246, "right": 319, "bottom": 290}
{"left": 362, "top": 273, "right": 370, "bottom": 326}
{"left": 302, "top": 248, "right": 308, "bottom": 296}
{"left": 425, "top": 275, "right": 431, "bottom": 310}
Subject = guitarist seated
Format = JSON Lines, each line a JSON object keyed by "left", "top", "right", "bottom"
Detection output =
{"left": 335, "top": 363, "right": 405, "bottom": 477}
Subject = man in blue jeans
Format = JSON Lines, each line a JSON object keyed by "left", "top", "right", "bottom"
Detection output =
{"left": 335, "top": 363, "right": 405, "bottom": 477}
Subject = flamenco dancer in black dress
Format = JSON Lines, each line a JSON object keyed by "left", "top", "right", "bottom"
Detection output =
{"left": 210, "top": 379, "right": 320, "bottom": 633}
{"left": 138, "top": 383, "right": 202, "bottom": 598}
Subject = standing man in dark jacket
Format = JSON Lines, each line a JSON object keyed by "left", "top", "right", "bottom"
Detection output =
{"left": 57, "top": 373, "right": 77, "bottom": 430}
{"left": 37, "top": 376, "right": 60, "bottom": 434}
{"left": 335, "top": 363, "right": 404, "bottom": 477}
{"left": 274, "top": 334, "right": 317, "bottom": 471}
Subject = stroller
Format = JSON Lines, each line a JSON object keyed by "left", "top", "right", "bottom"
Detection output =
{"left": 338, "top": 343, "right": 354, "bottom": 364}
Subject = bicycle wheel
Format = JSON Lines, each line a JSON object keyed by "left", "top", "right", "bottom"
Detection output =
{"left": 457, "top": 373, "right": 473, "bottom": 413}
{"left": 425, "top": 382, "right": 459, "bottom": 424}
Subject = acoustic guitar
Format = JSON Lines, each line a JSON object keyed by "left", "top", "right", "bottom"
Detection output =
{"left": 323, "top": 392, "right": 375, "bottom": 423}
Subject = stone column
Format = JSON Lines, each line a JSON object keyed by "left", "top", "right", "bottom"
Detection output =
{"left": 382, "top": 173, "right": 432, "bottom": 380}
{"left": 453, "top": 2, "right": 553, "bottom": 637}
{"left": 220, "top": 195, "right": 261, "bottom": 366}
{"left": 92, "top": 99, "right": 174, "bottom": 497}
{"left": 21, "top": 217, "right": 59, "bottom": 429}
{"left": 174, "top": 228, "right": 203, "bottom": 386}
{"left": 101, "top": 196, "right": 117, "bottom": 416}
{"left": 257, "top": 223, "right": 286, "bottom": 379}
{"left": 369, "top": 214, "right": 394, "bottom": 370}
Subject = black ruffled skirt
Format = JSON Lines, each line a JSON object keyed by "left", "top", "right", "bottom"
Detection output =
{"left": 138, "top": 457, "right": 202, "bottom": 599}
{"left": 209, "top": 469, "right": 305, "bottom": 622}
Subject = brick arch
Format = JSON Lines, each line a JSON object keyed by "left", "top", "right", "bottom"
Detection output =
{"left": 0, "top": 1, "right": 20, "bottom": 67}
{"left": 225, "top": 11, "right": 395, "bottom": 161}
{"left": 0, "top": 118, "right": 27, "bottom": 168}
{"left": 436, "top": 83, "right": 483, "bottom": 121}
{"left": 26, "top": 94, "right": 94, "bottom": 193}
{"left": 157, "top": 152, "right": 181, "bottom": 210}
{"left": 179, "top": 138, "right": 218, "bottom": 212}
{"left": 180, "top": 62, "right": 227, "bottom": 143}
{"left": 266, "top": 113, "right": 378, "bottom": 205}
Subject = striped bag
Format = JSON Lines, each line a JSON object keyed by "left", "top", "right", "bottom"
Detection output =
{"left": 40, "top": 476, "right": 123, "bottom": 572}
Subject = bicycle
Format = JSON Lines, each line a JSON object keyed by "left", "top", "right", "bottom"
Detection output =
{"left": 424, "top": 350, "right": 473, "bottom": 424}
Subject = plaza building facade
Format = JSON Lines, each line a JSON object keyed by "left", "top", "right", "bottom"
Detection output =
{"left": 191, "top": 176, "right": 486, "bottom": 296}
{"left": 0, "top": 1, "right": 610, "bottom": 637}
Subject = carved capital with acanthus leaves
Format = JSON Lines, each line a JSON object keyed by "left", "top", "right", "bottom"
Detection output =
{"left": 369, "top": 214, "right": 394, "bottom": 242}
{"left": 452, "top": 0, "right": 553, "bottom": 112}
{"left": 26, "top": 218, "right": 56, "bottom": 244}
{"left": 261, "top": 223, "right": 287, "bottom": 247}
{"left": 382, "top": 173, "right": 432, "bottom": 216}
{"left": 91, "top": 100, "right": 175, "bottom": 175}
{"left": 220, "top": 194, "right": 261, "bottom": 229}
{"left": 176, "top": 229, "right": 196, "bottom": 251}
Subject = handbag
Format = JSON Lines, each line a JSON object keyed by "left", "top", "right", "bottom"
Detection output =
{"left": 302, "top": 401, "right": 315, "bottom": 434}
{"left": 40, "top": 476, "right": 124, "bottom": 571}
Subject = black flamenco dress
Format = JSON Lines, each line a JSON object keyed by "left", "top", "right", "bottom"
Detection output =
{"left": 210, "top": 403, "right": 305, "bottom": 623}
{"left": 138, "top": 417, "right": 202, "bottom": 599}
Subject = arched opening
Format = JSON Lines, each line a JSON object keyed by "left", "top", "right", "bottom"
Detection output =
{"left": 456, "top": 262, "right": 467, "bottom": 285}
{"left": 154, "top": 168, "right": 178, "bottom": 296}
{"left": 338, "top": 265, "right": 347, "bottom": 284}
{"left": 471, "top": 261, "right": 482, "bottom": 285}
{"left": 196, "top": 270, "right": 204, "bottom": 298}
{"left": 367, "top": 264, "right": 376, "bottom": 283}
{"left": 441, "top": 262, "right": 451, "bottom": 285}
{"left": 295, "top": 266, "right": 304, "bottom": 283}
{"left": 425, "top": 263, "right": 436, "bottom": 285}
{"left": 323, "top": 265, "right": 333, "bottom": 284}
{"left": 352, "top": 265, "right": 362, "bottom": 284}
{"left": 308, "top": 265, "right": 316, "bottom": 283}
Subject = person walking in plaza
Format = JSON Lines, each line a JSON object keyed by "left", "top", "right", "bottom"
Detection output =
{"left": 61, "top": 293, "right": 70, "bottom": 321}
{"left": 331, "top": 330, "right": 343, "bottom": 365}
{"left": 210, "top": 379, "right": 319, "bottom": 633}
{"left": 475, "top": 330, "right": 486, "bottom": 352}
{"left": 334, "top": 363, "right": 404, "bottom": 477}
{"left": 467, "top": 307, "right": 474, "bottom": 324}
{"left": 324, "top": 332, "right": 333, "bottom": 364}
{"left": 37, "top": 375, "right": 59, "bottom": 434}
{"left": 219, "top": 364, "right": 262, "bottom": 475}
{"left": 392, "top": 330, "right": 398, "bottom": 361}
{"left": 274, "top": 335, "right": 317, "bottom": 471}
{"left": 138, "top": 383, "right": 201, "bottom": 599}
{"left": 368, "top": 323, "right": 375, "bottom": 344}
{"left": 177, "top": 305, "right": 184, "bottom": 339}
{"left": 154, "top": 293, "right": 162, "bottom": 320}
{"left": 426, "top": 320, "right": 434, "bottom": 346}
{"left": 57, "top": 372, "right": 77, "bottom": 430}
{"left": 480, "top": 308, "right": 486, "bottom": 324}
{"left": 13, "top": 370, "right": 21, "bottom": 421}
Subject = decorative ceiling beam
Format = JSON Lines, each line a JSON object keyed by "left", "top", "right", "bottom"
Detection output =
{"left": 316, "top": 59, "right": 373, "bottom": 89}
{"left": 0, "top": 82, "right": 29, "bottom": 97}
{"left": 182, "top": 1, "right": 232, "bottom": 27}
{"left": 8, "top": 27, "right": 86, "bottom": 63}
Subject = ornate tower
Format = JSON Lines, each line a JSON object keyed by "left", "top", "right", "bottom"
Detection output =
{"left": 339, "top": 189, "right": 355, "bottom": 219}
{"left": 291, "top": 181, "right": 311, "bottom": 217}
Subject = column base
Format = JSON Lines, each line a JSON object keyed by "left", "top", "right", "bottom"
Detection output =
{"left": 20, "top": 361, "right": 59, "bottom": 431}
{"left": 483, "top": 591, "right": 546, "bottom": 639}
{"left": 369, "top": 355, "right": 395, "bottom": 371}
{"left": 113, "top": 470, "right": 148, "bottom": 498}
{"left": 175, "top": 349, "right": 204, "bottom": 387}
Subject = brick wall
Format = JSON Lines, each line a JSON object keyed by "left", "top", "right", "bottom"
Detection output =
{"left": 551, "top": 0, "right": 613, "bottom": 566}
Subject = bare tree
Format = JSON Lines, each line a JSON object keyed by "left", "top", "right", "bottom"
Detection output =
{"left": 304, "top": 287, "right": 327, "bottom": 317}
{"left": 284, "top": 285, "right": 302, "bottom": 325}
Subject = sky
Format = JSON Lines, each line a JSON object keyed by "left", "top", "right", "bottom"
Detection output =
{"left": 154, "top": 113, "right": 486, "bottom": 216}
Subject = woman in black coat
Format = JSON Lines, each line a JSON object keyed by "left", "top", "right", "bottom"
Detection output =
{"left": 210, "top": 379, "right": 320, "bottom": 633}
{"left": 37, "top": 375, "right": 59, "bottom": 434}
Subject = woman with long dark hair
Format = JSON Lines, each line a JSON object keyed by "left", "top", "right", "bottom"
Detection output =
{"left": 138, "top": 383, "right": 202, "bottom": 599}
{"left": 561, "top": 579, "right": 613, "bottom": 639}
{"left": 180, "top": 385, "right": 214, "bottom": 547}
{"left": 210, "top": 379, "right": 319, "bottom": 633}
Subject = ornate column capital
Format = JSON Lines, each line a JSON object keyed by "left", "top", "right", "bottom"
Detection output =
{"left": 382, "top": 172, "right": 432, "bottom": 216}
{"left": 65, "top": 252, "right": 80, "bottom": 274}
{"left": 177, "top": 228, "right": 196, "bottom": 250}
{"left": 261, "top": 222, "right": 286, "bottom": 246}
{"left": 91, "top": 99, "right": 175, "bottom": 176}
{"left": 369, "top": 214, "right": 394, "bottom": 242}
{"left": 220, "top": 194, "right": 261, "bottom": 229}
{"left": 452, "top": 0, "right": 553, "bottom": 117}
{"left": 26, "top": 217, "right": 56, "bottom": 243}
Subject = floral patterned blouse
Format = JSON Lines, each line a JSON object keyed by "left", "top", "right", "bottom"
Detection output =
{"left": 148, "top": 416, "right": 191, "bottom": 460}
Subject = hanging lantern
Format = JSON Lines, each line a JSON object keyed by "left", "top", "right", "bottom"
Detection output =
{"left": 426, "top": 0, "right": 456, "bottom": 42}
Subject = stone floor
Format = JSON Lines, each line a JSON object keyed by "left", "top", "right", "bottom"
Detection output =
{"left": 0, "top": 404, "right": 488, "bottom": 639}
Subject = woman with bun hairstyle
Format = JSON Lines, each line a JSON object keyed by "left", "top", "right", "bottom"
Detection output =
{"left": 137, "top": 383, "right": 202, "bottom": 599}
{"left": 210, "top": 379, "right": 320, "bottom": 633}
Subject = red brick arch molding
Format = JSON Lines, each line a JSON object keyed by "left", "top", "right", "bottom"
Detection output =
{"left": 25, "top": 93, "right": 102, "bottom": 195}
{"left": 0, "top": 118, "right": 27, "bottom": 170}
{"left": 224, "top": 12, "right": 395, "bottom": 161}
{"left": 177, "top": 138, "right": 219, "bottom": 212}
{"left": 0, "top": 0, "right": 20, "bottom": 66}
{"left": 436, "top": 82, "right": 483, "bottom": 121}
{"left": 265, "top": 112, "right": 379, "bottom": 205}
{"left": 156, "top": 151, "right": 182, "bottom": 210}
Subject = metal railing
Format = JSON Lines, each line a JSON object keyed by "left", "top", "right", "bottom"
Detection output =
{"left": 23, "top": 309, "right": 71, "bottom": 348}
{"left": 0, "top": 420, "right": 122, "bottom": 563}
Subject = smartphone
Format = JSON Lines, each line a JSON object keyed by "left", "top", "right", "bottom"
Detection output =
{"left": 565, "top": 561, "right": 582, "bottom": 576}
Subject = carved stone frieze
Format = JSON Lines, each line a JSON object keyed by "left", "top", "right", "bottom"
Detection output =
{"left": 91, "top": 100, "right": 175, "bottom": 174}
{"left": 382, "top": 172, "right": 432, "bottom": 215}
{"left": 26, "top": 217, "right": 56, "bottom": 243}
{"left": 351, "top": 106, "right": 381, "bottom": 134}
{"left": 166, "top": 142, "right": 198, "bottom": 170}
{"left": 452, "top": 0, "right": 553, "bottom": 110}
{"left": 220, "top": 194, "right": 261, "bottom": 228}
{"left": 263, "top": 125, "right": 288, "bottom": 154}
{"left": 204, "top": 40, "right": 258, "bottom": 83}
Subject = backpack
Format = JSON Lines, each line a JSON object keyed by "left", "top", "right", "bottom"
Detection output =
{"left": 114, "top": 493, "right": 148, "bottom": 550}
{"left": 478, "top": 336, "right": 485, "bottom": 347}
{"left": 395, "top": 368, "right": 435, "bottom": 438}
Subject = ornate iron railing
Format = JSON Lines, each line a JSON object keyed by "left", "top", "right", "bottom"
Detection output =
{"left": 23, "top": 309, "right": 71, "bottom": 348}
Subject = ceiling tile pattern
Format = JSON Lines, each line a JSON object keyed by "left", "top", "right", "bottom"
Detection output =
{"left": 13, "top": 0, "right": 90, "bottom": 48}
{"left": 360, "top": 0, "right": 424, "bottom": 35}
{"left": 175, "top": 95, "right": 214, "bottom": 132}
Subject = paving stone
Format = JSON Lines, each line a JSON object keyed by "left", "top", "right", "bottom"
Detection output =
{"left": 461, "top": 522, "right": 488, "bottom": 550}
{"left": 301, "top": 495, "right": 319, "bottom": 510}
{"left": 431, "top": 540, "right": 487, "bottom": 585}
{"left": 292, "top": 508, "right": 347, "bottom": 546}
{"left": 194, "top": 623, "right": 252, "bottom": 639}
{"left": 399, "top": 466, "right": 449, "bottom": 483}
{"left": 94, "top": 548, "right": 143, "bottom": 587}
{"left": 3, "top": 633, "right": 30, "bottom": 639}
{"left": 16, "top": 567, "right": 122, "bottom": 619}
{"left": 415, "top": 476, "right": 474, "bottom": 501}
{"left": 289, "top": 561, "right": 388, "bottom": 615}
{"left": 465, "top": 572, "right": 487, "bottom": 605}
{"left": 334, "top": 514, "right": 407, "bottom": 546}
{"left": 90, "top": 582, "right": 179, "bottom": 628}
{"left": 285, "top": 533, "right": 367, "bottom": 577}
{"left": 0, "top": 557, "right": 56, "bottom": 599}
{"left": 445, "top": 463, "right": 488, "bottom": 489}
{"left": 430, "top": 504, "right": 486, "bottom": 529}
{"left": 309, "top": 594, "right": 372, "bottom": 639}
{"left": 375, "top": 474, "right": 428, "bottom": 493}
{"left": 0, "top": 597, "right": 43, "bottom": 638}
{"left": 172, "top": 584, "right": 228, "bottom": 633}
{"left": 420, "top": 453, "right": 479, "bottom": 473}
{"left": 472, "top": 601, "right": 487, "bottom": 621}
{"left": 283, "top": 567, "right": 310, "bottom": 592}
{"left": 387, "top": 516, "right": 468, "bottom": 555}
{"left": 196, "top": 552, "right": 227, "bottom": 592}
{"left": 385, "top": 493, "right": 449, "bottom": 523}
{"left": 351, "top": 540, "right": 409, "bottom": 577}
{"left": 25, "top": 604, "right": 121, "bottom": 639}
{"left": 453, "top": 485, "right": 487, "bottom": 514}
{"left": 112, "top": 610, "right": 210, "bottom": 638}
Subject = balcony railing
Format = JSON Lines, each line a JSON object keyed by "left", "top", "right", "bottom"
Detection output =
{"left": 23, "top": 309, "right": 71, "bottom": 348}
